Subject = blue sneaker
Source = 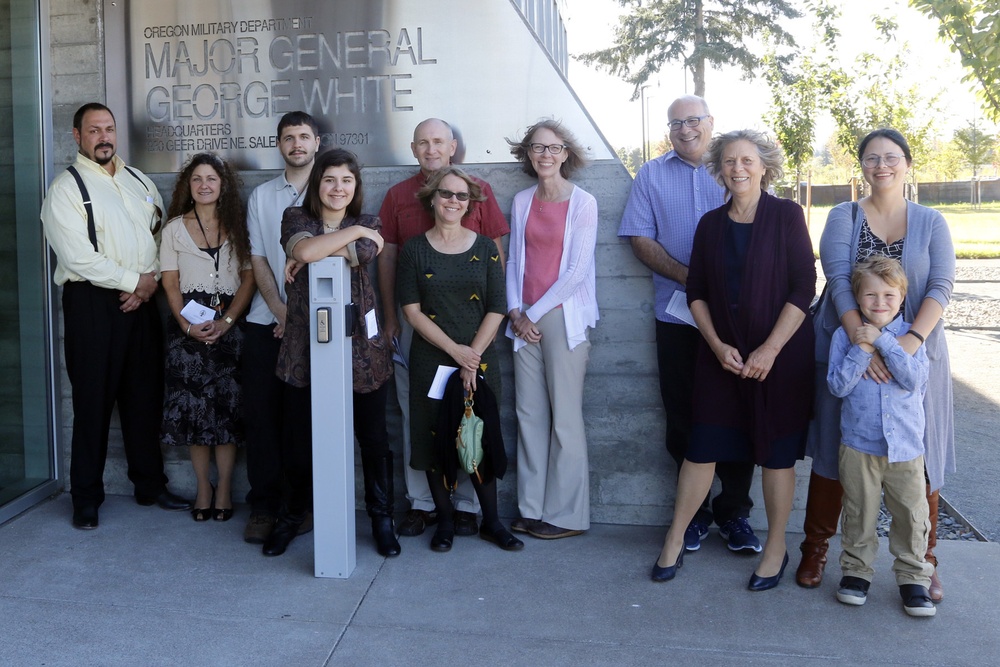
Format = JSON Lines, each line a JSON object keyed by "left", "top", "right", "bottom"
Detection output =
{"left": 683, "top": 519, "right": 709, "bottom": 551}
{"left": 719, "top": 517, "right": 762, "bottom": 553}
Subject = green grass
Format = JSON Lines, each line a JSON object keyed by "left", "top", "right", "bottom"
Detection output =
{"left": 804, "top": 202, "right": 1000, "bottom": 259}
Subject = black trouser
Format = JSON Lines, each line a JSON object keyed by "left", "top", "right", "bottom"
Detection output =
{"left": 655, "top": 320, "right": 754, "bottom": 525}
{"left": 242, "top": 323, "right": 287, "bottom": 514}
{"left": 281, "top": 381, "right": 391, "bottom": 512}
{"left": 62, "top": 281, "right": 167, "bottom": 509}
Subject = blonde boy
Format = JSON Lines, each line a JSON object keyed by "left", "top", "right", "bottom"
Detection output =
{"left": 827, "top": 256, "right": 935, "bottom": 617}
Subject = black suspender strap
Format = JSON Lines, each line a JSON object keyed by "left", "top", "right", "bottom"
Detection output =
{"left": 66, "top": 166, "right": 98, "bottom": 252}
{"left": 123, "top": 165, "right": 147, "bottom": 189}
{"left": 124, "top": 165, "right": 163, "bottom": 234}
{"left": 65, "top": 164, "right": 163, "bottom": 247}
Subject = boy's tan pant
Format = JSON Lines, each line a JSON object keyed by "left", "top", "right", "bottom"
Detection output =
{"left": 838, "top": 445, "right": 934, "bottom": 587}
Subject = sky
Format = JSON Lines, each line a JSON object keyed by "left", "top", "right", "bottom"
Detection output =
{"left": 561, "top": 0, "right": 989, "bottom": 153}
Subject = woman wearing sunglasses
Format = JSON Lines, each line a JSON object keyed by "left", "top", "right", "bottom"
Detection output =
{"left": 504, "top": 120, "right": 598, "bottom": 540}
{"left": 799, "top": 128, "right": 955, "bottom": 602}
{"left": 396, "top": 165, "right": 523, "bottom": 553}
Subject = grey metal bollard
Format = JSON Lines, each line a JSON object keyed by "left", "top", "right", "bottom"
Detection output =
{"left": 309, "top": 257, "right": 356, "bottom": 579}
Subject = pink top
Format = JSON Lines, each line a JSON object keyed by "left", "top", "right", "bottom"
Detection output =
{"left": 522, "top": 195, "right": 569, "bottom": 306}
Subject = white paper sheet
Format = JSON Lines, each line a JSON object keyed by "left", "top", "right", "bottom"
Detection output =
{"left": 666, "top": 290, "right": 698, "bottom": 329}
{"left": 180, "top": 300, "right": 216, "bottom": 325}
{"left": 427, "top": 365, "right": 459, "bottom": 399}
{"left": 365, "top": 308, "right": 378, "bottom": 339}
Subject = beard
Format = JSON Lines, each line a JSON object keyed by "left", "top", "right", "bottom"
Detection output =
{"left": 87, "top": 143, "right": 115, "bottom": 166}
{"left": 282, "top": 151, "right": 313, "bottom": 168}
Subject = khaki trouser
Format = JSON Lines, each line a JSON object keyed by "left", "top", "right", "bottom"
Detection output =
{"left": 838, "top": 445, "right": 934, "bottom": 587}
{"left": 513, "top": 308, "right": 591, "bottom": 531}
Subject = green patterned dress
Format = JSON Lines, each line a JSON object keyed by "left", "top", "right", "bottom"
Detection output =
{"left": 397, "top": 233, "right": 505, "bottom": 470}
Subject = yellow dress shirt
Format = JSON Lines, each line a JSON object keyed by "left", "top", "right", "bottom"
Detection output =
{"left": 40, "top": 152, "right": 164, "bottom": 293}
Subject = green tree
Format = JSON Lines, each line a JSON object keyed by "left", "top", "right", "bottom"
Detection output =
{"left": 911, "top": 0, "right": 1000, "bottom": 122}
{"left": 616, "top": 146, "right": 643, "bottom": 176}
{"left": 818, "top": 15, "right": 936, "bottom": 169}
{"left": 763, "top": 50, "right": 819, "bottom": 199}
{"left": 577, "top": 0, "right": 799, "bottom": 99}
{"left": 952, "top": 120, "right": 996, "bottom": 178}
{"left": 920, "top": 137, "right": 964, "bottom": 181}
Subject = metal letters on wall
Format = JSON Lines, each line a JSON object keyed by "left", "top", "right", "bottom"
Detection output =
{"left": 105, "top": 0, "right": 614, "bottom": 172}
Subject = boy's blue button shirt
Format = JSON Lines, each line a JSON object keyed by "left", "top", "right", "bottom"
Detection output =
{"left": 827, "top": 315, "right": 930, "bottom": 462}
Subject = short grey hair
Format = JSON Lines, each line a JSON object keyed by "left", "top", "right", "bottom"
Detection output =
{"left": 704, "top": 129, "right": 785, "bottom": 192}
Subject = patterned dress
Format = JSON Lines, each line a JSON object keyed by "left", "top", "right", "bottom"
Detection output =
{"left": 159, "top": 217, "right": 247, "bottom": 447}
{"left": 397, "top": 233, "right": 506, "bottom": 470}
{"left": 275, "top": 208, "right": 392, "bottom": 392}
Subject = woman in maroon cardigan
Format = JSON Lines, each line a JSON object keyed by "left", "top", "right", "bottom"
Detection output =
{"left": 652, "top": 130, "right": 815, "bottom": 591}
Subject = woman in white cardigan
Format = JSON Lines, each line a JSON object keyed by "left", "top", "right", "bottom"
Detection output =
{"left": 505, "top": 119, "right": 599, "bottom": 539}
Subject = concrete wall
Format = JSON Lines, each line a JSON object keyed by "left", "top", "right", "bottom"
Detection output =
{"left": 46, "top": 0, "right": 805, "bottom": 529}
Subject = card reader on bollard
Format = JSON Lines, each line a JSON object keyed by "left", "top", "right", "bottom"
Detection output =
{"left": 309, "top": 257, "right": 356, "bottom": 578}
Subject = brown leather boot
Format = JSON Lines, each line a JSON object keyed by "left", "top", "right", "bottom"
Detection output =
{"left": 796, "top": 472, "right": 843, "bottom": 588}
{"left": 926, "top": 485, "right": 943, "bottom": 602}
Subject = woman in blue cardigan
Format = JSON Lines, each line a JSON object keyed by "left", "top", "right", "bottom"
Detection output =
{"left": 797, "top": 129, "right": 955, "bottom": 602}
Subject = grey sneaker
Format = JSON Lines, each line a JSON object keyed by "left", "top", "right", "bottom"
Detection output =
{"left": 836, "top": 576, "right": 870, "bottom": 606}
{"left": 243, "top": 511, "right": 276, "bottom": 544}
{"left": 900, "top": 584, "right": 936, "bottom": 617}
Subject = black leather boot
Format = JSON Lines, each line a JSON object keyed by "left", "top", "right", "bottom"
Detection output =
{"left": 362, "top": 451, "right": 401, "bottom": 557}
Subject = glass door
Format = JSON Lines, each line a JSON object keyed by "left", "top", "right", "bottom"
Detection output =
{"left": 0, "top": 0, "right": 57, "bottom": 522}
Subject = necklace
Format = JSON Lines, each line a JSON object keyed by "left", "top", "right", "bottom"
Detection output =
{"left": 193, "top": 209, "right": 223, "bottom": 310}
{"left": 535, "top": 185, "right": 571, "bottom": 213}
{"left": 730, "top": 199, "right": 759, "bottom": 223}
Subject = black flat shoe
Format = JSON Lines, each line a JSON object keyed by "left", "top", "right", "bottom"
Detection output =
{"left": 479, "top": 525, "right": 524, "bottom": 551}
{"left": 430, "top": 526, "right": 455, "bottom": 552}
{"left": 748, "top": 552, "right": 789, "bottom": 591}
{"left": 137, "top": 490, "right": 192, "bottom": 511}
{"left": 651, "top": 547, "right": 684, "bottom": 582}
{"left": 262, "top": 513, "right": 305, "bottom": 557}
{"left": 72, "top": 506, "right": 99, "bottom": 530}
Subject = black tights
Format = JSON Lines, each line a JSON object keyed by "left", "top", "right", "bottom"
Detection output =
{"left": 426, "top": 471, "right": 503, "bottom": 533}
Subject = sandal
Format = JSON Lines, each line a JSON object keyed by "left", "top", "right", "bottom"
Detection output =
{"left": 213, "top": 507, "right": 234, "bottom": 522}
{"left": 213, "top": 489, "right": 233, "bottom": 522}
{"left": 191, "top": 485, "right": 215, "bottom": 522}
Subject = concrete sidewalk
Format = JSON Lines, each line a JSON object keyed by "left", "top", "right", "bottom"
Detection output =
{"left": 2, "top": 494, "right": 998, "bottom": 666}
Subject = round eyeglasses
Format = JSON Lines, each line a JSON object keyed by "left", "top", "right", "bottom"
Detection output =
{"left": 861, "top": 153, "right": 904, "bottom": 168}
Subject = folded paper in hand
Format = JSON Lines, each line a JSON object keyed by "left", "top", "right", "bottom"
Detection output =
{"left": 180, "top": 300, "right": 215, "bottom": 325}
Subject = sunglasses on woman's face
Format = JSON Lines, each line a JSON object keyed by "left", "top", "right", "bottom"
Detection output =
{"left": 435, "top": 189, "right": 470, "bottom": 202}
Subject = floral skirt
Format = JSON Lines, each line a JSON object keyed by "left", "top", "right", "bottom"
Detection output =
{"left": 160, "top": 310, "right": 245, "bottom": 448}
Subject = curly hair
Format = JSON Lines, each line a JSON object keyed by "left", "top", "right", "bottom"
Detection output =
{"left": 303, "top": 148, "right": 364, "bottom": 221}
{"left": 506, "top": 118, "right": 589, "bottom": 179}
{"left": 704, "top": 129, "right": 785, "bottom": 193}
{"left": 416, "top": 165, "right": 486, "bottom": 219}
{"left": 168, "top": 152, "right": 249, "bottom": 270}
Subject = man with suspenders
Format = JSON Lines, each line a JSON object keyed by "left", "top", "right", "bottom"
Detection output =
{"left": 40, "top": 102, "right": 190, "bottom": 529}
